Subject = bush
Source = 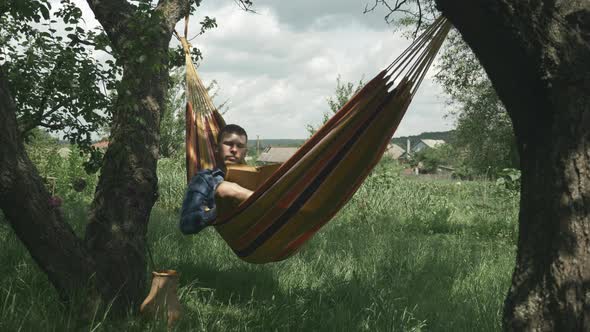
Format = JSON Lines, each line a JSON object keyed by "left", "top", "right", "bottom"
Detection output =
{"left": 414, "top": 144, "right": 454, "bottom": 173}
{"left": 26, "top": 133, "right": 98, "bottom": 203}
{"left": 495, "top": 168, "right": 521, "bottom": 192}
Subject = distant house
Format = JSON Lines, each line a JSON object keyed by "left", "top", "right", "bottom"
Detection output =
{"left": 396, "top": 139, "right": 413, "bottom": 161}
{"left": 257, "top": 147, "right": 299, "bottom": 164}
{"left": 411, "top": 139, "right": 445, "bottom": 153}
{"left": 91, "top": 140, "right": 109, "bottom": 149}
{"left": 384, "top": 143, "right": 405, "bottom": 159}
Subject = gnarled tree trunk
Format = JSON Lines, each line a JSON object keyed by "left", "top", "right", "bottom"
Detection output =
{"left": 435, "top": 0, "right": 590, "bottom": 330}
{"left": 84, "top": 2, "right": 171, "bottom": 310}
{"left": 1, "top": 0, "right": 191, "bottom": 316}
{"left": 0, "top": 67, "right": 100, "bottom": 303}
{"left": 80, "top": 0, "right": 192, "bottom": 312}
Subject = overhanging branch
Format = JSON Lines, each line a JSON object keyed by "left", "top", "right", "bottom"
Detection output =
{"left": 85, "top": 0, "right": 134, "bottom": 49}
{"left": 364, "top": 0, "right": 427, "bottom": 37}
{"left": 234, "top": 0, "right": 255, "bottom": 12}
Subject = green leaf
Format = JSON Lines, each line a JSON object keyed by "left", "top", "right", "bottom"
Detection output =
{"left": 39, "top": 4, "right": 50, "bottom": 20}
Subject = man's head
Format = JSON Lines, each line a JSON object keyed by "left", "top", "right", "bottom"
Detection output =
{"left": 216, "top": 124, "right": 248, "bottom": 167}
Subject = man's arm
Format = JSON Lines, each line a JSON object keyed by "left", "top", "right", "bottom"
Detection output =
{"left": 216, "top": 181, "right": 253, "bottom": 203}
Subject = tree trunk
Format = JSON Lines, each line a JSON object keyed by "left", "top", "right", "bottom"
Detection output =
{"left": 84, "top": 0, "right": 190, "bottom": 312}
{"left": 84, "top": 48, "right": 169, "bottom": 312}
{"left": 435, "top": 0, "right": 590, "bottom": 330}
{"left": 0, "top": 68, "right": 99, "bottom": 300}
{"left": 0, "top": 0, "right": 191, "bottom": 316}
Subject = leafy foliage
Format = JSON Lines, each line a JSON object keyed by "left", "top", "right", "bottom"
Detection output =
{"left": 25, "top": 130, "right": 99, "bottom": 202}
{"left": 306, "top": 75, "right": 364, "bottom": 137}
{"left": 1, "top": 0, "right": 118, "bottom": 172}
{"left": 435, "top": 30, "right": 519, "bottom": 176}
{"left": 495, "top": 168, "right": 521, "bottom": 192}
{"left": 159, "top": 69, "right": 186, "bottom": 158}
{"left": 1, "top": 0, "right": 224, "bottom": 172}
{"left": 370, "top": 1, "right": 520, "bottom": 177}
{"left": 413, "top": 144, "right": 454, "bottom": 173}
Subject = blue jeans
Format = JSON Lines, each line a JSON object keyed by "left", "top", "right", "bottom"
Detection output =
{"left": 179, "top": 169, "right": 225, "bottom": 234}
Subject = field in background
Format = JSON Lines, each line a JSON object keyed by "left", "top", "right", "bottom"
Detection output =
{"left": 247, "top": 139, "right": 305, "bottom": 149}
{"left": 0, "top": 155, "right": 518, "bottom": 331}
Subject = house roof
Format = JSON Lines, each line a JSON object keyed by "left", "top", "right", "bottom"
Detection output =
{"left": 384, "top": 143, "right": 405, "bottom": 159}
{"left": 258, "top": 147, "right": 299, "bottom": 164}
{"left": 91, "top": 140, "right": 109, "bottom": 149}
{"left": 419, "top": 139, "right": 445, "bottom": 148}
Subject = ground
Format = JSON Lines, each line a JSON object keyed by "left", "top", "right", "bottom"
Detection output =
{"left": 0, "top": 158, "right": 517, "bottom": 331}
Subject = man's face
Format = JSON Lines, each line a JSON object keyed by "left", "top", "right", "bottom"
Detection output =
{"left": 217, "top": 132, "right": 247, "bottom": 166}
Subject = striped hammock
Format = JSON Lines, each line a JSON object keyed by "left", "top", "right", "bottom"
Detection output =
{"left": 182, "top": 17, "right": 451, "bottom": 263}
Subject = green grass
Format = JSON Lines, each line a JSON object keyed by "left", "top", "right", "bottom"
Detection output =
{"left": 0, "top": 159, "right": 518, "bottom": 331}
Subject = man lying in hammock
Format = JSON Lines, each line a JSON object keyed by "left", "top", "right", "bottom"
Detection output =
{"left": 179, "top": 124, "right": 253, "bottom": 234}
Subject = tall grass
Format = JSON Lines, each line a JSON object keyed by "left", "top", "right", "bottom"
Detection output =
{"left": 0, "top": 155, "right": 518, "bottom": 331}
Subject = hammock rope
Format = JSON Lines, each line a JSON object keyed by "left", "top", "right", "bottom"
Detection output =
{"left": 182, "top": 16, "right": 452, "bottom": 263}
{"left": 176, "top": 28, "right": 225, "bottom": 181}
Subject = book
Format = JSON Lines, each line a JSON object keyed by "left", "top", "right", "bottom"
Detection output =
{"left": 224, "top": 163, "right": 282, "bottom": 191}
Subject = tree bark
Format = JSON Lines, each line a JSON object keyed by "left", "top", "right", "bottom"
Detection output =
{"left": 0, "top": 0, "right": 251, "bottom": 317}
{"left": 435, "top": 0, "right": 590, "bottom": 330}
{"left": 84, "top": 0, "right": 190, "bottom": 312}
{"left": 0, "top": 0, "right": 191, "bottom": 316}
{"left": 0, "top": 68, "right": 99, "bottom": 300}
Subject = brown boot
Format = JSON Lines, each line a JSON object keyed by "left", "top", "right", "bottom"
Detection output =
{"left": 140, "top": 270, "right": 182, "bottom": 330}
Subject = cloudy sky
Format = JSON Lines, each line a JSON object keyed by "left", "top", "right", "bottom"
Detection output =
{"left": 76, "top": 0, "right": 455, "bottom": 139}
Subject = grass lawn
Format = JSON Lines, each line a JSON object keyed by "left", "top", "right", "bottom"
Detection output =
{"left": 0, "top": 159, "right": 518, "bottom": 331}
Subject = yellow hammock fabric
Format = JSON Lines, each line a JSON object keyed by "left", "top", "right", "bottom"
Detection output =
{"left": 183, "top": 17, "right": 451, "bottom": 263}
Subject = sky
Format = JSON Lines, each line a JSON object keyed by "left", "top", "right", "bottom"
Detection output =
{"left": 73, "top": 0, "right": 455, "bottom": 139}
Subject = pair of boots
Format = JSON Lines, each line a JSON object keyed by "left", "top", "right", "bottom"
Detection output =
{"left": 140, "top": 270, "right": 182, "bottom": 329}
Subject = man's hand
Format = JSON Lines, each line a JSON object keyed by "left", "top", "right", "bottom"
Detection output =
{"left": 216, "top": 181, "right": 253, "bottom": 203}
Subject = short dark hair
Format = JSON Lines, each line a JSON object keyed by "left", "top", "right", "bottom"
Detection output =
{"left": 217, "top": 124, "right": 248, "bottom": 143}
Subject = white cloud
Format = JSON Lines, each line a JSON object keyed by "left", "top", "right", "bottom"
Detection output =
{"left": 58, "top": 0, "right": 452, "bottom": 139}
{"left": 175, "top": 2, "right": 452, "bottom": 138}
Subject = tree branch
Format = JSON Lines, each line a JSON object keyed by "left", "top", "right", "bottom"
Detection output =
{"left": 44, "top": 99, "right": 70, "bottom": 119}
{"left": 234, "top": 0, "right": 255, "bottom": 12}
{"left": 85, "top": 0, "right": 135, "bottom": 50}
{"left": 155, "top": 0, "right": 192, "bottom": 33}
{"left": 416, "top": 0, "right": 422, "bottom": 37}
{"left": 364, "top": 0, "right": 427, "bottom": 37}
{"left": 21, "top": 55, "right": 71, "bottom": 135}
{"left": 364, "top": 0, "right": 410, "bottom": 20}
{"left": 38, "top": 121, "right": 64, "bottom": 131}
{"left": 0, "top": 68, "right": 99, "bottom": 300}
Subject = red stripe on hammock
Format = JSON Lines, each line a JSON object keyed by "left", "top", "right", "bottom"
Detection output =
{"left": 215, "top": 70, "right": 388, "bottom": 225}
{"left": 274, "top": 87, "right": 411, "bottom": 261}
{"left": 230, "top": 81, "right": 391, "bottom": 248}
